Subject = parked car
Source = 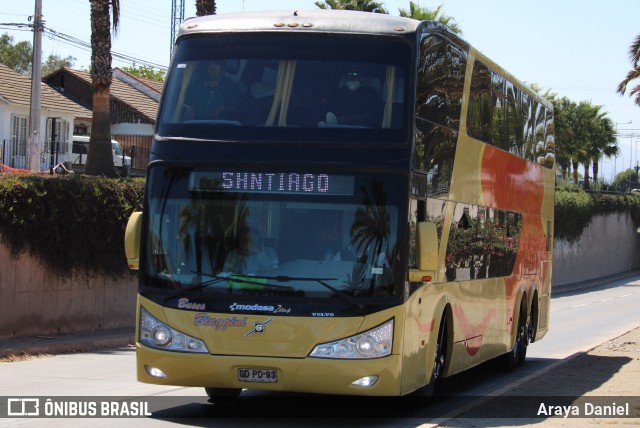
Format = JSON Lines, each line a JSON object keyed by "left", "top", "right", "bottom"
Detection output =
{"left": 72, "top": 135, "right": 131, "bottom": 167}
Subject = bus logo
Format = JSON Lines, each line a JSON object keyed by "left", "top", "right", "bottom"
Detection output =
{"left": 244, "top": 319, "right": 273, "bottom": 336}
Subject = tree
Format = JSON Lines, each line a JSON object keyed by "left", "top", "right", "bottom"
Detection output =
{"left": 617, "top": 34, "right": 640, "bottom": 106}
{"left": 573, "top": 102, "right": 596, "bottom": 189}
{"left": 315, "top": 0, "right": 389, "bottom": 14}
{"left": 195, "top": 0, "right": 216, "bottom": 16}
{"left": 588, "top": 113, "right": 618, "bottom": 187}
{"left": 398, "top": 1, "right": 462, "bottom": 34}
{"left": 552, "top": 97, "right": 579, "bottom": 180}
{"left": 553, "top": 97, "right": 618, "bottom": 189}
{"left": 0, "top": 33, "right": 32, "bottom": 75}
{"left": 613, "top": 168, "right": 638, "bottom": 192}
{"left": 573, "top": 102, "right": 618, "bottom": 190}
{"left": 0, "top": 33, "right": 76, "bottom": 76}
{"left": 121, "top": 63, "right": 166, "bottom": 81}
{"left": 85, "top": 0, "right": 119, "bottom": 177}
{"left": 41, "top": 53, "right": 76, "bottom": 76}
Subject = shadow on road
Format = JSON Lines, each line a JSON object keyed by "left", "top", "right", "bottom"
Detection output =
{"left": 446, "top": 353, "right": 637, "bottom": 425}
{"left": 144, "top": 352, "right": 638, "bottom": 426}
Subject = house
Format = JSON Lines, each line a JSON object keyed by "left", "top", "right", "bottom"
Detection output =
{"left": 43, "top": 67, "right": 161, "bottom": 169}
{"left": 0, "top": 63, "right": 92, "bottom": 171}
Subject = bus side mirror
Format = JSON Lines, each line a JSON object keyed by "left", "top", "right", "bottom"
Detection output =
{"left": 409, "top": 222, "right": 438, "bottom": 282}
{"left": 125, "top": 212, "right": 143, "bottom": 270}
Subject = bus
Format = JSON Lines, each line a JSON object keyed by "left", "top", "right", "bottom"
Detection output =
{"left": 125, "top": 9, "right": 555, "bottom": 402}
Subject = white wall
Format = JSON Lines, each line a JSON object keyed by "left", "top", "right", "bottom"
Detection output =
{"left": 111, "top": 122, "right": 154, "bottom": 136}
{"left": 553, "top": 213, "right": 640, "bottom": 288}
{"left": 0, "top": 103, "right": 77, "bottom": 170}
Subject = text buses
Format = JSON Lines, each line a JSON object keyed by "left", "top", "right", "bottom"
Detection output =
{"left": 125, "top": 9, "right": 555, "bottom": 401}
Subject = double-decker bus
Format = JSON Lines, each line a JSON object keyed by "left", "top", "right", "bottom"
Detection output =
{"left": 125, "top": 9, "right": 555, "bottom": 401}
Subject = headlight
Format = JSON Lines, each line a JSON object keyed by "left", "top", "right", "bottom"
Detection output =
{"left": 139, "top": 307, "right": 209, "bottom": 353}
{"left": 309, "top": 319, "right": 393, "bottom": 359}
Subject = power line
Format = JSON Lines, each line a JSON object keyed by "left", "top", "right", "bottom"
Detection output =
{"left": 1, "top": 21, "right": 167, "bottom": 71}
{"left": 45, "top": 27, "right": 167, "bottom": 70}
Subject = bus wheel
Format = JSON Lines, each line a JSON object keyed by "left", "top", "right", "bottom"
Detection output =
{"left": 205, "top": 387, "right": 242, "bottom": 403}
{"left": 411, "top": 315, "right": 448, "bottom": 405}
{"left": 517, "top": 311, "right": 532, "bottom": 367}
{"left": 432, "top": 315, "right": 448, "bottom": 383}
{"left": 503, "top": 306, "right": 527, "bottom": 372}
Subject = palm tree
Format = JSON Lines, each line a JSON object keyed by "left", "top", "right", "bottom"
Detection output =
{"left": 315, "top": 0, "right": 389, "bottom": 14}
{"left": 588, "top": 114, "right": 618, "bottom": 186}
{"left": 617, "top": 34, "right": 640, "bottom": 106}
{"left": 555, "top": 101, "right": 618, "bottom": 189}
{"left": 398, "top": 1, "right": 462, "bottom": 34}
{"left": 85, "top": 0, "right": 119, "bottom": 177}
{"left": 195, "top": 0, "right": 216, "bottom": 16}
{"left": 571, "top": 102, "right": 618, "bottom": 189}
{"left": 552, "top": 97, "right": 575, "bottom": 180}
{"left": 555, "top": 98, "right": 590, "bottom": 185}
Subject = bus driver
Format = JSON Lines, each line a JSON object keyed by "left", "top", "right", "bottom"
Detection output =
{"left": 186, "top": 60, "right": 243, "bottom": 121}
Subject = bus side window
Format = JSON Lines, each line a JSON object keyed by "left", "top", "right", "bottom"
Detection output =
{"left": 417, "top": 35, "right": 467, "bottom": 128}
{"left": 414, "top": 120, "right": 456, "bottom": 198}
{"left": 417, "top": 35, "right": 448, "bottom": 126}
{"left": 467, "top": 61, "right": 492, "bottom": 142}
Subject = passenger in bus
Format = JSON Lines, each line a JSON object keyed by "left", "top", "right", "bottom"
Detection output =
{"left": 323, "top": 67, "right": 380, "bottom": 127}
{"left": 185, "top": 60, "right": 243, "bottom": 121}
{"left": 223, "top": 227, "right": 272, "bottom": 274}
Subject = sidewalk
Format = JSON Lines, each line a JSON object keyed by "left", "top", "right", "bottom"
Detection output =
{"left": 0, "top": 328, "right": 135, "bottom": 360}
{"left": 437, "top": 325, "right": 640, "bottom": 426}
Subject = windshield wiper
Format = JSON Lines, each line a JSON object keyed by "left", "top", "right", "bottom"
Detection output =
{"left": 316, "top": 279, "right": 365, "bottom": 310}
{"left": 243, "top": 275, "right": 364, "bottom": 310}
{"left": 162, "top": 273, "right": 299, "bottom": 304}
{"left": 162, "top": 275, "right": 227, "bottom": 303}
{"left": 161, "top": 273, "right": 364, "bottom": 310}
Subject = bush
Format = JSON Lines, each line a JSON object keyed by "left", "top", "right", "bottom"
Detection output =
{"left": 555, "top": 190, "right": 640, "bottom": 243}
{"left": 0, "top": 173, "right": 144, "bottom": 280}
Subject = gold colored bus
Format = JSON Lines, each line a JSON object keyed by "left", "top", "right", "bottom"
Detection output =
{"left": 125, "top": 9, "right": 555, "bottom": 402}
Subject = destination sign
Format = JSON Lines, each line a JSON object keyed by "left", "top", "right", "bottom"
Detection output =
{"left": 190, "top": 172, "right": 355, "bottom": 196}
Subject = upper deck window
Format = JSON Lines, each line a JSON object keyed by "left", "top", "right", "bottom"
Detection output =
{"left": 467, "top": 60, "right": 555, "bottom": 169}
{"left": 157, "top": 35, "right": 410, "bottom": 143}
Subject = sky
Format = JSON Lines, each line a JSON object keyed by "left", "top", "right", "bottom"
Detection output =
{"left": 2, "top": 0, "right": 639, "bottom": 182}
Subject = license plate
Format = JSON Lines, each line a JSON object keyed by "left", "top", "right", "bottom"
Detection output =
{"left": 238, "top": 368, "right": 278, "bottom": 383}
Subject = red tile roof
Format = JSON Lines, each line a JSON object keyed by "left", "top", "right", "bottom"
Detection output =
{"left": 56, "top": 68, "right": 159, "bottom": 121}
{"left": 0, "top": 63, "right": 92, "bottom": 119}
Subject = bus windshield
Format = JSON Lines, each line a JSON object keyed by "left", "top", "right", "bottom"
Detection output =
{"left": 142, "top": 166, "right": 404, "bottom": 302}
{"left": 157, "top": 34, "right": 410, "bottom": 143}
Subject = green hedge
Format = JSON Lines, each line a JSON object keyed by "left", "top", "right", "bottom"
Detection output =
{"left": 555, "top": 190, "right": 640, "bottom": 243}
{"left": 0, "top": 173, "right": 144, "bottom": 280}
{"left": 0, "top": 174, "right": 639, "bottom": 278}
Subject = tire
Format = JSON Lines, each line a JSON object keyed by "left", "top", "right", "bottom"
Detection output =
{"left": 517, "top": 311, "right": 532, "bottom": 367}
{"left": 432, "top": 315, "right": 448, "bottom": 383}
{"left": 410, "top": 314, "right": 448, "bottom": 405}
{"left": 503, "top": 305, "right": 527, "bottom": 372}
{"left": 205, "top": 387, "right": 242, "bottom": 403}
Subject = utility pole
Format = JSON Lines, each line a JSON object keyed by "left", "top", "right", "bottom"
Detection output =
{"left": 28, "top": 0, "right": 43, "bottom": 171}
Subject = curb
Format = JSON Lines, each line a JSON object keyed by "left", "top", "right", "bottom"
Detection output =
{"left": 0, "top": 329, "right": 135, "bottom": 358}
{"left": 553, "top": 269, "right": 640, "bottom": 294}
